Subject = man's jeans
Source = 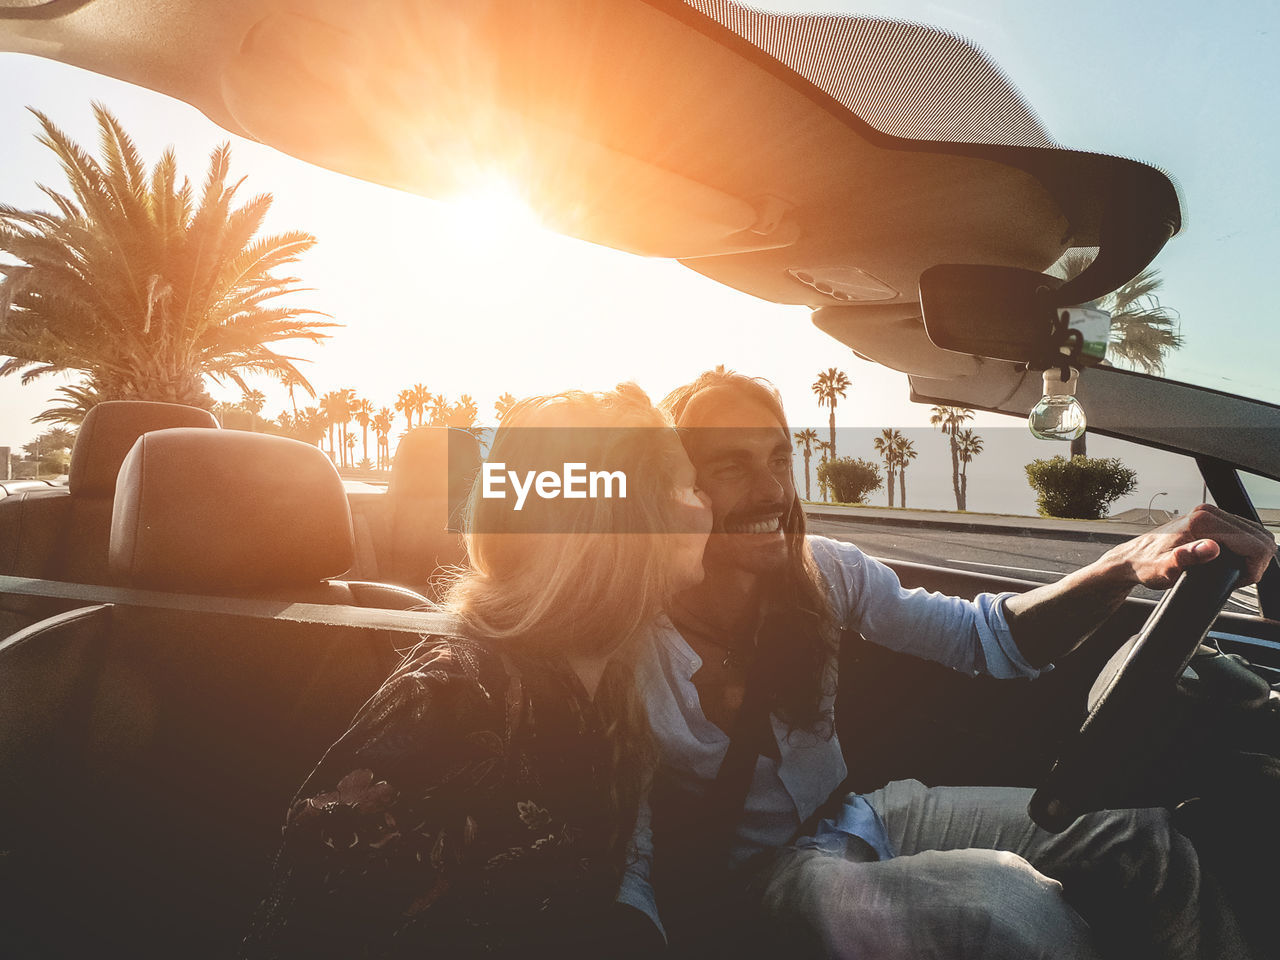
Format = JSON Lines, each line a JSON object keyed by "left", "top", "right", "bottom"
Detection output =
{"left": 752, "top": 779, "right": 1250, "bottom": 959}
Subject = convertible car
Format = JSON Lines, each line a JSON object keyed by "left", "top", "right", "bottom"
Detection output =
{"left": 1, "top": 1, "right": 1277, "bottom": 957}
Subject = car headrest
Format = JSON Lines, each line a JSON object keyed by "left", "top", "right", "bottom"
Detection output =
{"left": 388, "top": 427, "right": 482, "bottom": 530}
{"left": 70, "top": 401, "right": 219, "bottom": 497}
{"left": 110, "top": 429, "right": 354, "bottom": 592}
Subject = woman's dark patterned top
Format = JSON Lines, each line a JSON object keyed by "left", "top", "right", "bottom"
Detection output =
{"left": 241, "top": 636, "right": 630, "bottom": 959}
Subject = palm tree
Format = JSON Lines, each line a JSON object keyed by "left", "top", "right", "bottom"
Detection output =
{"left": 395, "top": 388, "right": 415, "bottom": 430}
{"left": 0, "top": 106, "right": 334, "bottom": 407}
{"left": 793, "top": 428, "right": 819, "bottom": 501}
{"left": 450, "top": 395, "right": 479, "bottom": 427}
{"left": 279, "top": 367, "right": 310, "bottom": 417}
{"left": 212, "top": 400, "right": 236, "bottom": 428}
{"left": 372, "top": 408, "right": 394, "bottom": 468}
{"left": 316, "top": 391, "right": 332, "bottom": 458}
{"left": 449, "top": 395, "right": 487, "bottom": 446}
{"left": 238, "top": 388, "right": 265, "bottom": 431}
{"left": 955, "top": 429, "right": 984, "bottom": 511}
{"left": 296, "top": 406, "right": 324, "bottom": 448}
{"left": 494, "top": 392, "right": 518, "bottom": 422}
{"left": 1053, "top": 250, "right": 1183, "bottom": 376}
{"left": 894, "top": 435, "right": 918, "bottom": 509}
{"left": 811, "top": 368, "right": 851, "bottom": 459}
{"left": 428, "top": 393, "right": 451, "bottom": 427}
{"left": 872, "top": 428, "right": 903, "bottom": 507}
{"left": 815, "top": 439, "right": 834, "bottom": 503}
{"left": 410, "top": 383, "right": 432, "bottom": 429}
{"left": 319, "top": 389, "right": 349, "bottom": 463}
{"left": 930, "top": 405, "right": 974, "bottom": 510}
{"left": 1054, "top": 251, "right": 1184, "bottom": 456}
{"left": 239, "top": 388, "right": 266, "bottom": 415}
{"left": 336, "top": 388, "right": 358, "bottom": 466}
{"left": 353, "top": 396, "right": 374, "bottom": 464}
{"left": 23, "top": 426, "right": 77, "bottom": 477}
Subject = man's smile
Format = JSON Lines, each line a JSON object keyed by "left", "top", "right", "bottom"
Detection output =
{"left": 723, "top": 511, "right": 785, "bottom": 534}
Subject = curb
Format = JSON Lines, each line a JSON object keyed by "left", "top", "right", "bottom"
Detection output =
{"left": 802, "top": 509, "right": 1136, "bottom": 545}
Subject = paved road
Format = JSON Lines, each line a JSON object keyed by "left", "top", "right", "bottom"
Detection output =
{"left": 807, "top": 516, "right": 1260, "bottom": 614}
{"left": 807, "top": 517, "right": 1115, "bottom": 580}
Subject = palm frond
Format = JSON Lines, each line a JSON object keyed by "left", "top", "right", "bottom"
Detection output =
{"left": 34, "top": 184, "right": 84, "bottom": 220}
{"left": 29, "top": 109, "right": 112, "bottom": 217}
{"left": 1109, "top": 269, "right": 1163, "bottom": 312}
{"left": 17, "top": 362, "right": 71, "bottom": 384}
{"left": 33, "top": 380, "right": 103, "bottom": 426}
{"left": 92, "top": 103, "right": 151, "bottom": 227}
{"left": 2, "top": 110, "right": 327, "bottom": 400}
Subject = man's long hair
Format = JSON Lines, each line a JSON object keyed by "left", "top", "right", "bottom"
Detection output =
{"left": 662, "top": 368, "right": 837, "bottom": 737}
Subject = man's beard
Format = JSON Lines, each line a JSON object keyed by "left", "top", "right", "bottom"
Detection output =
{"left": 704, "top": 503, "right": 792, "bottom": 573}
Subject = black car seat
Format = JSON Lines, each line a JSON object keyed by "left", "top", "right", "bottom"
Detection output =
{"left": 0, "top": 400, "right": 219, "bottom": 582}
{"left": 0, "top": 428, "right": 446, "bottom": 958}
{"left": 0, "top": 401, "right": 218, "bottom": 634}
{"left": 347, "top": 426, "right": 481, "bottom": 597}
{"left": 108, "top": 426, "right": 426, "bottom": 608}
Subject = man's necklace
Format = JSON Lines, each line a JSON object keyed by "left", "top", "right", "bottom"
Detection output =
{"left": 670, "top": 600, "right": 757, "bottom": 671}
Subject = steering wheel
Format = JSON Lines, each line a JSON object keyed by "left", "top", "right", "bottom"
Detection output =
{"left": 1028, "top": 548, "right": 1250, "bottom": 833}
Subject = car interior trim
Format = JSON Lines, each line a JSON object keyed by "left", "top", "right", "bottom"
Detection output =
{"left": 0, "top": 574, "right": 462, "bottom": 637}
{"left": 1197, "top": 455, "right": 1280, "bottom": 618}
{"left": 911, "top": 365, "right": 1280, "bottom": 482}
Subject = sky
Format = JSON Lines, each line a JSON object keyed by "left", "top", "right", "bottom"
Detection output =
{"left": 1, "top": 0, "right": 1276, "bottom": 516}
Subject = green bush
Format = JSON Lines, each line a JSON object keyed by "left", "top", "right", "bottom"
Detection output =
{"left": 1024, "top": 455, "right": 1138, "bottom": 520}
{"left": 817, "top": 457, "right": 882, "bottom": 505}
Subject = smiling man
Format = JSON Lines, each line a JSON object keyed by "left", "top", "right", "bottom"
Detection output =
{"left": 616, "top": 367, "right": 1276, "bottom": 960}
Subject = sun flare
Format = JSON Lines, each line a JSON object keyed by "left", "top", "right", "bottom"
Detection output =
{"left": 438, "top": 176, "right": 546, "bottom": 249}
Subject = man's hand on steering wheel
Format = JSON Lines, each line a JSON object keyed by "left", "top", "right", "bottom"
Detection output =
{"left": 1029, "top": 542, "right": 1259, "bottom": 832}
{"left": 1104, "top": 503, "right": 1277, "bottom": 590}
{"left": 1006, "top": 505, "right": 1275, "bottom": 675}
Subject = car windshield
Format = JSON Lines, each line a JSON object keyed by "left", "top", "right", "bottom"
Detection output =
{"left": 0, "top": 0, "right": 1275, "bottom": 524}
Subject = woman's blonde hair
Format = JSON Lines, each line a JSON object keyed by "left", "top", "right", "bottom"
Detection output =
{"left": 446, "top": 382, "right": 685, "bottom": 655}
{"left": 443, "top": 382, "right": 687, "bottom": 845}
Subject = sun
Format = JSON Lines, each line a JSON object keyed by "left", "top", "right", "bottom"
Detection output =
{"left": 436, "top": 176, "right": 546, "bottom": 250}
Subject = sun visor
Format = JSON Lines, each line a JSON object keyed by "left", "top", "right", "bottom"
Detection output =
{"left": 219, "top": 0, "right": 1176, "bottom": 307}
{"left": 2, "top": 0, "right": 1179, "bottom": 306}
{"left": 668, "top": 2, "right": 1181, "bottom": 309}
{"left": 812, "top": 305, "right": 986, "bottom": 381}
{"left": 217, "top": 7, "right": 801, "bottom": 259}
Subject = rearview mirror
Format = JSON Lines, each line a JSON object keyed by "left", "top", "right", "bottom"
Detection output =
{"left": 919, "top": 264, "right": 1109, "bottom": 369}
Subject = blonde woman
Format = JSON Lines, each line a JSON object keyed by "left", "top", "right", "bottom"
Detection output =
{"left": 243, "top": 385, "right": 710, "bottom": 959}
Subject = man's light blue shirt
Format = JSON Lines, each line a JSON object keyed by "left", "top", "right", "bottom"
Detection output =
{"left": 617, "top": 536, "right": 1044, "bottom": 932}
